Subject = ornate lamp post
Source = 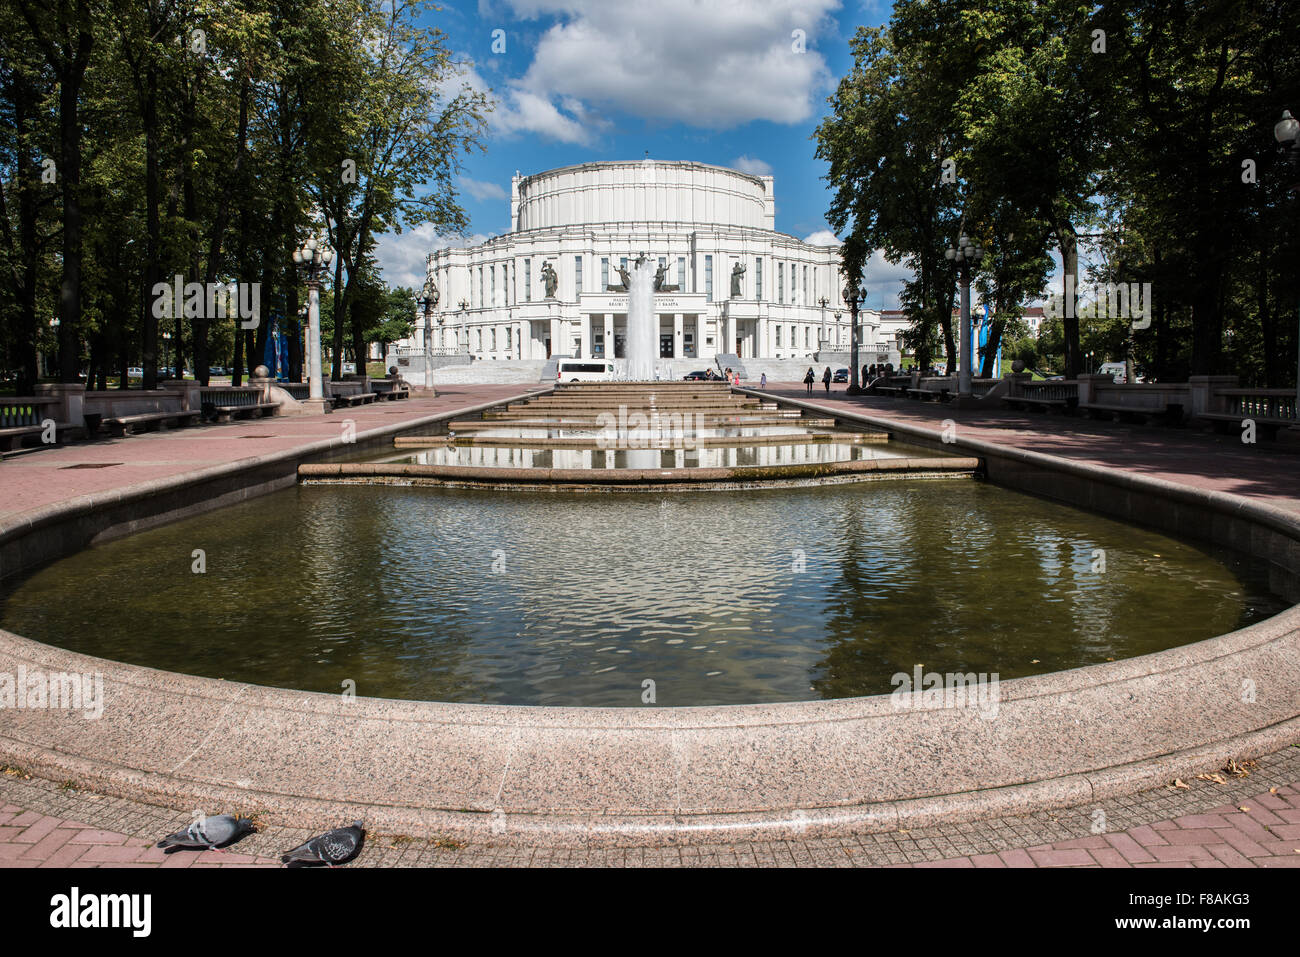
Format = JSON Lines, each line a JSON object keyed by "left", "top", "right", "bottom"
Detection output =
{"left": 945, "top": 232, "right": 985, "bottom": 397}
{"left": 457, "top": 298, "right": 469, "bottom": 355}
{"left": 844, "top": 279, "right": 868, "bottom": 394}
{"left": 292, "top": 236, "right": 333, "bottom": 412}
{"left": 1273, "top": 109, "right": 1300, "bottom": 416}
{"left": 818, "top": 296, "right": 829, "bottom": 351}
{"left": 416, "top": 279, "right": 439, "bottom": 395}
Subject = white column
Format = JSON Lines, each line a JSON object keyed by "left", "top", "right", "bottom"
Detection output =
{"left": 580, "top": 313, "right": 591, "bottom": 359}
{"left": 550, "top": 317, "right": 562, "bottom": 358}
{"left": 673, "top": 313, "right": 683, "bottom": 358}
{"left": 604, "top": 314, "right": 614, "bottom": 358}
{"left": 307, "top": 282, "right": 323, "bottom": 400}
{"left": 726, "top": 312, "right": 737, "bottom": 357}
{"left": 756, "top": 316, "right": 768, "bottom": 358}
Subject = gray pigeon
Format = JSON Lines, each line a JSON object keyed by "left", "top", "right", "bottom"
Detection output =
{"left": 156, "top": 814, "right": 256, "bottom": 852}
{"left": 280, "top": 821, "right": 366, "bottom": 867}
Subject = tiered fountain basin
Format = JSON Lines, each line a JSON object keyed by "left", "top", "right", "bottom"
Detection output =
{"left": 299, "top": 382, "right": 979, "bottom": 489}
{"left": 0, "top": 382, "right": 1297, "bottom": 846}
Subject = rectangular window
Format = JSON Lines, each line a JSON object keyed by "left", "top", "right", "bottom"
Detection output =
{"left": 490, "top": 266, "right": 496, "bottom": 306}
{"left": 805, "top": 327, "right": 810, "bottom": 349}
{"left": 506, "top": 327, "right": 512, "bottom": 351}
{"left": 575, "top": 256, "right": 583, "bottom": 296}
{"left": 478, "top": 267, "right": 483, "bottom": 308}
{"left": 755, "top": 258, "right": 763, "bottom": 302}
{"left": 601, "top": 257, "right": 609, "bottom": 290}
{"left": 705, "top": 255, "right": 713, "bottom": 302}
{"left": 677, "top": 257, "right": 685, "bottom": 289}
{"left": 525, "top": 259, "right": 532, "bottom": 302}
{"left": 491, "top": 328, "right": 497, "bottom": 350}
{"left": 475, "top": 329, "right": 482, "bottom": 351}
{"left": 803, "top": 266, "right": 809, "bottom": 306}
{"left": 775, "top": 325, "right": 781, "bottom": 347}
{"left": 778, "top": 263, "right": 784, "bottom": 303}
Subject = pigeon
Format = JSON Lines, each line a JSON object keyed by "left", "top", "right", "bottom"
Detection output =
{"left": 156, "top": 814, "right": 256, "bottom": 853}
{"left": 280, "top": 821, "right": 366, "bottom": 867}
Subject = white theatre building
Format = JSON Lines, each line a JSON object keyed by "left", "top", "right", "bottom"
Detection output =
{"left": 407, "top": 159, "right": 888, "bottom": 366}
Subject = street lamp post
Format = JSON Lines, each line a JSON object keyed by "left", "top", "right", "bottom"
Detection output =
{"left": 844, "top": 280, "right": 869, "bottom": 394}
{"left": 818, "top": 296, "right": 829, "bottom": 351}
{"left": 945, "top": 232, "right": 986, "bottom": 397}
{"left": 416, "top": 279, "right": 439, "bottom": 395}
{"left": 1273, "top": 109, "right": 1300, "bottom": 417}
{"left": 292, "top": 236, "right": 334, "bottom": 413}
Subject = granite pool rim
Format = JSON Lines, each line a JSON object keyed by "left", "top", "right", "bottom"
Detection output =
{"left": 0, "top": 385, "right": 1297, "bottom": 846}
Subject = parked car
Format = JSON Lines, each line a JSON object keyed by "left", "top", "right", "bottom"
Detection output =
{"left": 1096, "top": 361, "right": 1127, "bottom": 383}
{"left": 832, "top": 368, "right": 849, "bottom": 383}
{"left": 208, "top": 366, "right": 228, "bottom": 376}
{"left": 127, "top": 367, "right": 143, "bottom": 377}
{"left": 682, "top": 370, "right": 712, "bottom": 380}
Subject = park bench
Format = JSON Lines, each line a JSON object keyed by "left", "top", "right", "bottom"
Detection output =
{"left": 1003, "top": 395, "right": 1078, "bottom": 413}
{"left": 200, "top": 388, "right": 279, "bottom": 423}
{"left": 1199, "top": 412, "right": 1293, "bottom": 441}
{"left": 0, "top": 424, "right": 59, "bottom": 452}
{"left": 372, "top": 379, "right": 409, "bottom": 400}
{"left": 1079, "top": 401, "right": 1183, "bottom": 426}
{"left": 0, "top": 399, "right": 64, "bottom": 451}
{"left": 332, "top": 392, "right": 378, "bottom": 409}
{"left": 1198, "top": 389, "right": 1297, "bottom": 441}
{"left": 907, "top": 388, "right": 948, "bottom": 403}
{"left": 102, "top": 409, "right": 202, "bottom": 437}
{"left": 873, "top": 385, "right": 909, "bottom": 398}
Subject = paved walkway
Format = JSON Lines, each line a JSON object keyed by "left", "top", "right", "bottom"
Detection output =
{"left": 3, "top": 745, "right": 1298, "bottom": 867}
{"left": 2, "top": 380, "right": 1299, "bottom": 867}
{"left": 760, "top": 382, "right": 1300, "bottom": 511}
{"left": 0, "top": 385, "right": 532, "bottom": 523}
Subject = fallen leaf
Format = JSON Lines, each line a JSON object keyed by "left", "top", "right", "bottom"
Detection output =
{"left": 1197, "top": 773, "right": 1227, "bottom": 785}
{"left": 1170, "top": 779, "right": 1190, "bottom": 790}
{"left": 1238, "top": 806, "right": 1251, "bottom": 812}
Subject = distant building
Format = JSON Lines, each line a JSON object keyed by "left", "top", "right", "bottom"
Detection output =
{"left": 396, "top": 159, "right": 885, "bottom": 365}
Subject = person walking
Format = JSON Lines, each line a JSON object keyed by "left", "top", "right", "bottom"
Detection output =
{"left": 822, "top": 366, "right": 832, "bottom": 392}
{"left": 803, "top": 367, "right": 815, "bottom": 394}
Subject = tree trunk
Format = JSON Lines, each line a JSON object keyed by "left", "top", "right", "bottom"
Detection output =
{"left": 142, "top": 62, "right": 161, "bottom": 389}
{"left": 1059, "top": 228, "right": 1080, "bottom": 379}
{"left": 56, "top": 55, "right": 88, "bottom": 382}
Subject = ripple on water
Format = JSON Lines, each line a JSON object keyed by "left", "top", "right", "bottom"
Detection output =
{"left": 0, "top": 481, "right": 1285, "bottom": 707}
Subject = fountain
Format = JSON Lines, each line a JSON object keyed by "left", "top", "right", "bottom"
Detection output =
{"left": 618, "top": 253, "right": 659, "bottom": 381}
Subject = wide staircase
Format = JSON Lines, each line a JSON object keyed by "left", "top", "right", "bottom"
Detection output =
{"left": 443, "top": 382, "right": 838, "bottom": 438}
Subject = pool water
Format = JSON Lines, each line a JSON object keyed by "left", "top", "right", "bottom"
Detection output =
{"left": 0, "top": 480, "right": 1284, "bottom": 706}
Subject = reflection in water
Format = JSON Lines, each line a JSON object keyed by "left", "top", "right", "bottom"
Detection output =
{"left": 0, "top": 482, "right": 1283, "bottom": 707}
{"left": 399, "top": 441, "right": 918, "bottom": 469}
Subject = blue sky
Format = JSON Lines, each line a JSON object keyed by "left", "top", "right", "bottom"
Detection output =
{"left": 377, "top": 0, "right": 911, "bottom": 308}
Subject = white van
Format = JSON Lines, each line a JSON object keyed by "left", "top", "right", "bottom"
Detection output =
{"left": 557, "top": 360, "right": 616, "bottom": 382}
{"left": 1097, "top": 361, "right": 1127, "bottom": 383}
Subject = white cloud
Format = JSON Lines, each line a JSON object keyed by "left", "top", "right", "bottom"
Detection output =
{"left": 461, "top": 63, "right": 601, "bottom": 146}
{"left": 374, "top": 224, "right": 495, "bottom": 290}
{"left": 457, "top": 176, "right": 508, "bottom": 202}
{"left": 733, "top": 155, "right": 774, "bottom": 177}
{"left": 490, "top": 0, "right": 839, "bottom": 138}
{"left": 803, "top": 228, "right": 840, "bottom": 245}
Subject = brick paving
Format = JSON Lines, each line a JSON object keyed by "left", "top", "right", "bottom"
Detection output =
{"left": 3, "top": 381, "right": 1300, "bottom": 866}
{"left": 0, "top": 385, "right": 533, "bottom": 523}
{"left": 759, "top": 383, "right": 1300, "bottom": 511}
{"left": 2, "top": 744, "right": 1299, "bottom": 866}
